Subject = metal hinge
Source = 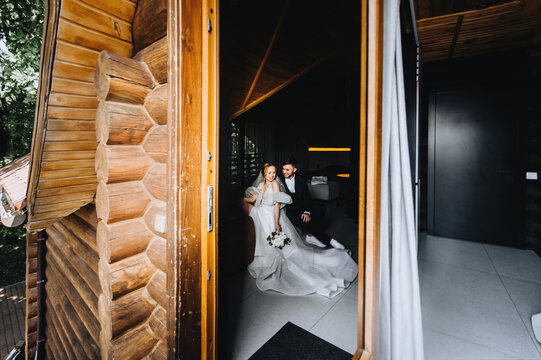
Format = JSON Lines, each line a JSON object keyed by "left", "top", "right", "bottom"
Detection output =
{"left": 206, "top": 270, "right": 211, "bottom": 281}
{"left": 207, "top": 151, "right": 212, "bottom": 161}
{"left": 207, "top": 185, "right": 213, "bottom": 232}
{"left": 207, "top": 18, "right": 212, "bottom": 33}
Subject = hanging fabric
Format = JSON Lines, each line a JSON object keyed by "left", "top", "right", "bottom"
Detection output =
{"left": 377, "top": 0, "right": 424, "bottom": 359}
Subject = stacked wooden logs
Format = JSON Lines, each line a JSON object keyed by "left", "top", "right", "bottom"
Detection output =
{"left": 44, "top": 204, "right": 102, "bottom": 359}
{"left": 94, "top": 38, "right": 168, "bottom": 358}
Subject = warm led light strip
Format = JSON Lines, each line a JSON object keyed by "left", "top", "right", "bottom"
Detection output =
{"left": 308, "top": 147, "right": 351, "bottom": 152}
{"left": 337, "top": 174, "right": 350, "bottom": 178}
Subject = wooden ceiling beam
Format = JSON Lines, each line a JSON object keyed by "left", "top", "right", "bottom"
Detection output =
{"left": 449, "top": 15, "right": 464, "bottom": 59}
{"left": 240, "top": 0, "right": 290, "bottom": 110}
{"left": 230, "top": 56, "right": 329, "bottom": 121}
{"left": 417, "top": 0, "right": 521, "bottom": 24}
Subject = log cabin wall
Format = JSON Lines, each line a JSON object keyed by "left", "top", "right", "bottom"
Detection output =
{"left": 26, "top": 0, "right": 138, "bottom": 357}
{"left": 25, "top": 0, "right": 170, "bottom": 357}
{"left": 27, "top": 0, "right": 137, "bottom": 231}
{"left": 43, "top": 204, "right": 102, "bottom": 359}
{"left": 94, "top": 0, "right": 168, "bottom": 358}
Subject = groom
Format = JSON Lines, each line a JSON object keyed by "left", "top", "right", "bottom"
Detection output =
{"left": 280, "top": 158, "right": 344, "bottom": 249}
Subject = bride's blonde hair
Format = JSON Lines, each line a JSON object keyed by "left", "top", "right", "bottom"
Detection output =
{"left": 262, "top": 162, "right": 276, "bottom": 177}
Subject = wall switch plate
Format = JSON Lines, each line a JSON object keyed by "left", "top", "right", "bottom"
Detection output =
{"left": 526, "top": 172, "right": 538, "bottom": 180}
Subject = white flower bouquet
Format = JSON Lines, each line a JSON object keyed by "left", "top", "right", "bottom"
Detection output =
{"left": 266, "top": 231, "right": 291, "bottom": 249}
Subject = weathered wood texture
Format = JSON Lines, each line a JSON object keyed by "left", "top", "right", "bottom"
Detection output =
{"left": 132, "top": 0, "right": 167, "bottom": 53}
{"left": 96, "top": 181, "right": 151, "bottom": 223}
{"left": 145, "top": 84, "right": 168, "bottom": 125}
{"left": 143, "top": 126, "right": 168, "bottom": 163}
{"left": 175, "top": 0, "right": 204, "bottom": 356}
{"left": 27, "top": 0, "right": 171, "bottom": 357}
{"left": 96, "top": 102, "right": 153, "bottom": 145}
{"left": 92, "top": 8, "right": 170, "bottom": 357}
{"left": 97, "top": 219, "right": 153, "bottom": 263}
{"left": 96, "top": 144, "right": 152, "bottom": 183}
{"left": 42, "top": 205, "right": 102, "bottom": 359}
{"left": 28, "top": 0, "right": 137, "bottom": 230}
{"left": 94, "top": 51, "right": 155, "bottom": 103}
{"left": 134, "top": 37, "right": 168, "bottom": 84}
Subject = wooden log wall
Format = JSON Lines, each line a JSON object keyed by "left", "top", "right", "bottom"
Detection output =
{"left": 28, "top": 0, "right": 138, "bottom": 231}
{"left": 94, "top": 0, "right": 168, "bottom": 354}
{"left": 40, "top": 204, "right": 102, "bottom": 359}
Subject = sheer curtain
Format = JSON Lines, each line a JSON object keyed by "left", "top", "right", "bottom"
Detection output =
{"left": 377, "top": 0, "right": 424, "bottom": 359}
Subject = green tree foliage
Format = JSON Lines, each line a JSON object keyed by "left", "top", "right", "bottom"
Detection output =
{"left": 0, "top": 226, "right": 26, "bottom": 285}
{"left": 0, "top": 2, "right": 44, "bottom": 284}
{"left": 0, "top": 1, "right": 44, "bottom": 165}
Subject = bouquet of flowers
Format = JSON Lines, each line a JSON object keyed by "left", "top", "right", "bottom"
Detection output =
{"left": 267, "top": 231, "right": 291, "bottom": 249}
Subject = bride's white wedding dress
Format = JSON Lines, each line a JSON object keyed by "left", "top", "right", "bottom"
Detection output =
{"left": 246, "top": 183, "right": 358, "bottom": 298}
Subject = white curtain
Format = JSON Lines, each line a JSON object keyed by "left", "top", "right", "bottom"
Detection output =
{"left": 377, "top": 0, "right": 424, "bottom": 359}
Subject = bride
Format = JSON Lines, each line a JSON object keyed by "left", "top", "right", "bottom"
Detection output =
{"left": 243, "top": 162, "right": 358, "bottom": 298}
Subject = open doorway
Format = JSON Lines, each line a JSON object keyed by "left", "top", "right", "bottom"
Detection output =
{"left": 415, "top": 1, "right": 541, "bottom": 358}
{"left": 217, "top": 0, "right": 362, "bottom": 358}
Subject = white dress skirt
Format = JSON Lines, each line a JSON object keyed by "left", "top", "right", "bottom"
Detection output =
{"left": 246, "top": 185, "right": 358, "bottom": 298}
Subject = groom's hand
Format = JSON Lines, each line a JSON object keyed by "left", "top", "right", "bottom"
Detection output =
{"left": 301, "top": 213, "right": 311, "bottom": 223}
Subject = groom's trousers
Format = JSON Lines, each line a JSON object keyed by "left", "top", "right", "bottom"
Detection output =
{"left": 286, "top": 206, "right": 331, "bottom": 246}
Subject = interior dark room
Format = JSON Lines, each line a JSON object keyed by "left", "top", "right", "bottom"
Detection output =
{"left": 217, "top": 0, "right": 363, "bottom": 357}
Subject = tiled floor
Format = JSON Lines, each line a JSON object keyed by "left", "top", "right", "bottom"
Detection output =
{"left": 420, "top": 234, "right": 541, "bottom": 360}
{"left": 226, "top": 201, "right": 359, "bottom": 359}
{"left": 227, "top": 231, "right": 541, "bottom": 360}
{"left": 227, "top": 271, "right": 358, "bottom": 359}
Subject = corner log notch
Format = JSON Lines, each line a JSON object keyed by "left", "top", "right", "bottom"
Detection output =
{"left": 94, "top": 49, "right": 160, "bottom": 359}
{"left": 94, "top": 51, "right": 155, "bottom": 104}
{"left": 93, "top": 25, "right": 169, "bottom": 357}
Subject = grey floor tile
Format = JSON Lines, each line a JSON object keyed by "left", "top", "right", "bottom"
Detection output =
{"left": 423, "top": 327, "right": 520, "bottom": 360}
{"left": 310, "top": 295, "right": 358, "bottom": 355}
{"left": 501, "top": 276, "right": 541, "bottom": 356}
{"left": 343, "top": 278, "right": 358, "bottom": 300}
{"left": 419, "top": 235, "right": 497, "bottom": 274}
{"left": 422, "top": 260, "right": 540, "bottom": 359}
{"left": 228, "top": 289, "right": 342, "bottom": 359}
{"left": 484, "top": 244, "right": 541, "bottom": 284}
{"left": 501, "top": 276, "right": 541, "bottom": 317}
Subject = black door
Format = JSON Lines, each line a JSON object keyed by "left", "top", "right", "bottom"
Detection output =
{"left": 427, "top": 89, "right": 518, "bottom": 246}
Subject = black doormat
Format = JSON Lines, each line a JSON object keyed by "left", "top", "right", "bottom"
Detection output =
{"left": 249, "top": 322, "right": 353, "bottom": 360}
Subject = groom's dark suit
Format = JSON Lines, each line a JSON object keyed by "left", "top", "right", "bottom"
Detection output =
{"left": 279, "top": 173, "right": 331, "bottom": 245}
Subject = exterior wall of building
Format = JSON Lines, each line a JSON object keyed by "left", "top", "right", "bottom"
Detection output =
{"left": 43, "top": 204, "right": 102, "bottom": 359}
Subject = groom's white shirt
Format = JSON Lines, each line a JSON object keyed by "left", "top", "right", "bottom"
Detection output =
{"left": 285, "top": 175, "right": 295, "bottom": 193}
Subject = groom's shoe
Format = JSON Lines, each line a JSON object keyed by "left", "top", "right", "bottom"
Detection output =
{"left": 330, "top": 239, "right": 345, "bottom": 250}
{"left": 306, "top": 234, "right": 326, "bottom": 248}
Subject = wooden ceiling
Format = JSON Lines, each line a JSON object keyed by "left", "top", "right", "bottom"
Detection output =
{"left": 223, "top": 0, "right": 360, "bottom": 119}
{"left": 415, "top": 0, "right": 541, "bottom": 61}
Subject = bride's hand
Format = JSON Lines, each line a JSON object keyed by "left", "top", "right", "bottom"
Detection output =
{"left": 275, "top": 224, "right": 282, "bottom": 232}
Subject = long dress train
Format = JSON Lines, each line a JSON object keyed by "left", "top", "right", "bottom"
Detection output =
{"left": 246, "top": 184, "right": 358, "bottom": 298}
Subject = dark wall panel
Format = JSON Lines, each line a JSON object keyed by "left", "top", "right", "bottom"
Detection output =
{"left": 422, "top": 51, "right": 541, "bottom": 252}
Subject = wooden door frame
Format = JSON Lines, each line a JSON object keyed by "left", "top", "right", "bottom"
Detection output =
{"left": 168, "top": 0, "right": 382, "bottom": 358}
{"left": 168, "top": 0, "right": 219, "bottom": 358}
{"left": 356, "top": 0, "right": 383, "bottom": 358}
